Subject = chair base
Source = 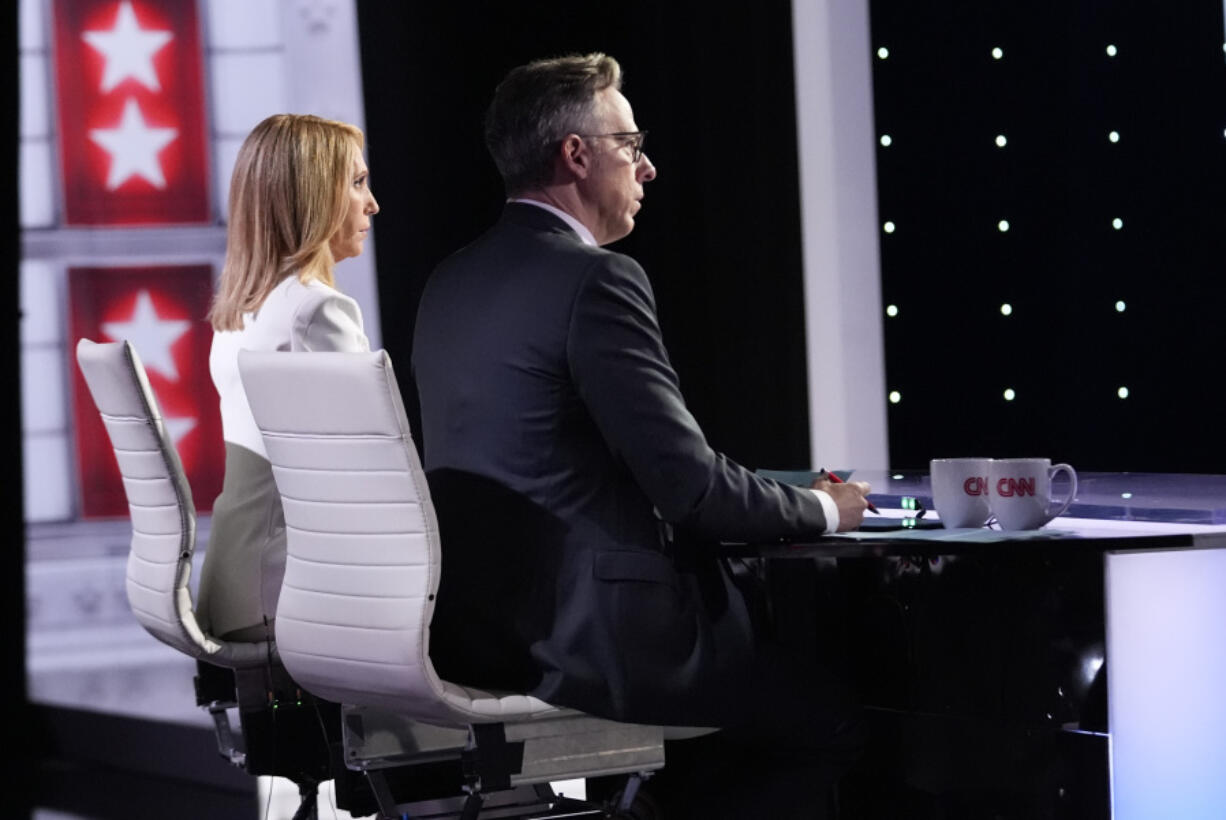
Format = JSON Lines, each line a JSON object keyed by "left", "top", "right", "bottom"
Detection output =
{"left": 343, "top": 706, "right": 665, "bottom": 783}
{"left": 342, "top": 705, "right": 666, "bottom": 819}
{"left": 194, "top": 661, "right": 379, "bottom": 817}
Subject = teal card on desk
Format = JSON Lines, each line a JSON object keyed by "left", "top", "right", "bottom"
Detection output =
{"left": 757, "top": 468, "right": 852, "bottom": 486}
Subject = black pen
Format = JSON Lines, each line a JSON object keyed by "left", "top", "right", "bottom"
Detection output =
{"left": 821, "top": 468, "right": 880, "bottom": 514}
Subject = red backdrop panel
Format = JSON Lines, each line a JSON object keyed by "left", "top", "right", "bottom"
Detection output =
{"left": 53, "top": 0, "right": 210, "bottom": 225}
{"left": 69, "top": 265, "right": 222, "bottom": 518}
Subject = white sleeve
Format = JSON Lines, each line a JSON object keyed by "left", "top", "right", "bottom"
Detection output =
{"left": 809, "top": 489, "right": 839, "bottom": 534}
{"left": 293, "top": 292, "right": 370, "bottom": 352}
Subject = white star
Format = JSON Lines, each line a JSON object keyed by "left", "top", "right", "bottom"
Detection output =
{"left": 102, "top": 290, "right": 191, "bottom": 381}
{"left": 89, "top": 99, "right": 178, "bottom": 190}
{"left": 82, "top": 1, "right": 173, "bottom": 93}
{"left": 162, "top": 415, "right": 197, "bottom": 447}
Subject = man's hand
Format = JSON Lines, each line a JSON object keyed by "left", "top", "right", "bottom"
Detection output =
{"left": 812, "top": 478, "right": 872, "bottom": 532}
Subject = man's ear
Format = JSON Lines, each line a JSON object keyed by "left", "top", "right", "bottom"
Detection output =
{"left": 559, "top": 134, "right": 591, "bottom": 179}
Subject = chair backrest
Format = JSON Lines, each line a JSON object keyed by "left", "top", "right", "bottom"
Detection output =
{"left": 238, "top": 350, "right": 558, "bottom": 726}
{"left": 75, "top": 339, "right": 267, "bottom": 668}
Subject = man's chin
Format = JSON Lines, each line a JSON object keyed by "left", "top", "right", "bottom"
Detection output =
{"left": 610, "top": 218, "right": 638, "bottom": 244}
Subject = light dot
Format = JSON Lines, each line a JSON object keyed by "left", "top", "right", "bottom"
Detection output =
{"left": 995, "top": 134, "right": 1007, "bottom": 147}
{"left": 1106, "top": 44, "right": 1118, "bottom": 57}
{"left": 886, "top": 304, "right": 899, "bottom": 317}
{"left": 1108, "top": 130, "right": 1120, "bottom": 143}
{"left": 1118, "top": 386, "right": 1130, "bottom": 399}
{"left": 1112, "top": 217, "right": 1123, "bottom": 230}
{"left": 991, "top": 47, "right": 1003, "bottom": 60}
{"left": 1003, "top": 388, "right": 1016, "bottom": 401}
{"left": 1115, "top": 300, "right": 1126, "bottom": 312}
{"left": 1000, "top": 303, "right": 1013, "bottom": 316}
{"left": 877, "top": 47, "right": 890, "bottom": 59}
{"left": 883, "top": 221, "right": 896, "bottom": 234}
{"left": 998, "top": 219, "right": 1010, "bottom": 232}
{"left": 888, "top": 391, "right": 902, "bottom": 404}
{"left": 880, "top": 134, "right": 892, "bottom": 147}
{"left": 1121, "top": 492, "right": 1133, "bottom": 499}
{"left": 892, "top": 473, "right": 904, "bottom": 480}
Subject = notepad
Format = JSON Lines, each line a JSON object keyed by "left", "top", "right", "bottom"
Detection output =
{"left": 756, "top": 468, "right": 852, "bottom": 486}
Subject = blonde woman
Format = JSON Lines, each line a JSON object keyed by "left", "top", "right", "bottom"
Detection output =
{"left": 199, "top": 113, "right": 379, "bottom": 642}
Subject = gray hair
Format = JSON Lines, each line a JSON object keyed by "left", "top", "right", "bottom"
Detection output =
{"left": 484, "top": 53, "right": 622, "bottom": 195}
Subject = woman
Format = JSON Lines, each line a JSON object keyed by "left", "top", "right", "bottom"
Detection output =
{"left": 199, "top": 113, "right": 379, "bottom": 642}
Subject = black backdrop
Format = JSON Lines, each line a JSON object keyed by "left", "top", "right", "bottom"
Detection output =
{"left": 4, "top": 0, "right": 28, "bottom": 807}
{"left": 871, "top": 2, "right": 1226, "bottom": 472}
{"left": 355, "top": 0, "right": 816, "bottom": 473}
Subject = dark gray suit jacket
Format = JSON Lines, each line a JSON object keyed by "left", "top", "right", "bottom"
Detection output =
{"left": 413, "top": 203, "right": 835, "bottom": 727}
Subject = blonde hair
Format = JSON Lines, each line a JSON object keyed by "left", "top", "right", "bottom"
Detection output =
{"left": 209, "top": 114, "right": 365, "bottom": 331}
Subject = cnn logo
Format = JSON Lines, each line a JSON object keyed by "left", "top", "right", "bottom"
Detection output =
{"left": 996, "top": 477, "right": 1036, "bottom": 497}
{"left": 962, "top": 477, "right": 989, "bottom": 496}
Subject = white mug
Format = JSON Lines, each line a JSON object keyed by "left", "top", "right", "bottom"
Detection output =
{"left": 988, "top": 458, "right": 1078, "bottom": 530}
{"left": 930, "top": 458, "right": 994, "bottom": 528}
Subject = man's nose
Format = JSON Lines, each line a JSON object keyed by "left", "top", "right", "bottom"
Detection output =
{"left": 637, "top": 153, "right": 657, "bottom": 182}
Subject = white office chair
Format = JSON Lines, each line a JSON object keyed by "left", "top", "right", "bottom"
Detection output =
{"left": 238, "top": 349, "right": 666, "bottom": 819}
{"left": 76, "top": 339, "right": 267, "bottom": 669}
{"left": 75, "top": 339, "right": 356, "bottom": 818}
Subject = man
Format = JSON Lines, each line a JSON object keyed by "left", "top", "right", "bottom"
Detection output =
{"left": 413, "top": 53, "right": 870, "bottom": 816}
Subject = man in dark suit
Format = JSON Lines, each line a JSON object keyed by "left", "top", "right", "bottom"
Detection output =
{"left": 413, "top": 53, "right": 871, "bottom": 817}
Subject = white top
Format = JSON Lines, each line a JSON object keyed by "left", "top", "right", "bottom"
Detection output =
{"left": 210, "top": 275, "right": 370, "bottom": 458}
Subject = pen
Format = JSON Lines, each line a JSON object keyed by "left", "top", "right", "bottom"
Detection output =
{"left": 821, "top": 468, "right": 880, "bottom": 514}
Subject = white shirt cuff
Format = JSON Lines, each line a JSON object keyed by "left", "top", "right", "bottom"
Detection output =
{"left": 810, "top": 489, "right": 839, "bottom": 534}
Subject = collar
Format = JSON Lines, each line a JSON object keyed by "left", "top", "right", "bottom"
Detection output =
{"left": 509, "top": 198, "right": 598, "bottom": 247}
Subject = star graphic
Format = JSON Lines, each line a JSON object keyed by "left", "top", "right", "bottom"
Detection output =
{"left": 89, "top": 99, "right": 178, "bottom": 190}
{"left": 82, "top": 1, "right": 173, "bottom": 93}
{"left": 162, "top": 415, "right": 197, "bottom": 448}
{"left": 101, "top": 289, "right": 191, "bottom": 382}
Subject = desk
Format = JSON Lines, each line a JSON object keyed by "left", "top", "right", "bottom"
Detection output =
{"left": 752, "top": 472, "right": 1226, "bottom": 820}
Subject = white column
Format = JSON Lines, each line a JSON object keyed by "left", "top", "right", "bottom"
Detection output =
{"left": 1107, "top": 546, "right": 1226, "bottom": 818}
{"left": 791, "top": 0, "right": 889, "bottom": 470}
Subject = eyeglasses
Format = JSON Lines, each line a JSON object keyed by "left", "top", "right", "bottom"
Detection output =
{"left": 579, "top": 130, "right": 648, "bottom": 163}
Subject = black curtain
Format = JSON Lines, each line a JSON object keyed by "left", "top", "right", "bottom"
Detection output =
{"left": 4, "top": 1, "right": 31, "bottom": 813}
{"left": 356, "top": 0, "right": 814, "bottom": 472}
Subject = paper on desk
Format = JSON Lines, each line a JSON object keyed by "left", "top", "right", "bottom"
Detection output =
{"left": 757, "top": 468, "right": 853, "bottom": 485}
{"left": 831, "top": 524, "right": 1075, "bottom": 542}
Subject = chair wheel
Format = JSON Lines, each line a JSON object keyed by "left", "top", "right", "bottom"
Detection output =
{"left": 605, "top": 788, "right": 663, "bottom": 820}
